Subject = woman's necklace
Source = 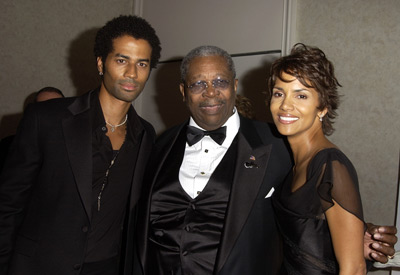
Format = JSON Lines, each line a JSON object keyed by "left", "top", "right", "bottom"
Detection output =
{"left": 106, "top": 114, "right": 128, "bottom": 132}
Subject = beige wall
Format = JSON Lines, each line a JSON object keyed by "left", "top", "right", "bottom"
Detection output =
{"left": 1, "top": 1, "right": 399, "bottom": 273}
{"left": 138, "top": 0, "right": 286, "bottom": 134}
{"left": 0, "top": 0, "right": 286, "bottom": 137}
{"left": 0, "top": 0, "right": 135, "bottom": 138}
{"left": 295, "top": 1, "right": 400, "bottom": 274}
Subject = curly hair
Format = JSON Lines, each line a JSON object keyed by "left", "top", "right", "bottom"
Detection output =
{"left": 267, "top": 43, "right": 341, "bottom": 135}
{"left": 94, "top": 15, "right": 161, "bottom": 69}
{"left": 180, "top": 45, "right": 236, "bottom": 82}
{"left": 235, "top": 94, "right": 255, "bottom": 119}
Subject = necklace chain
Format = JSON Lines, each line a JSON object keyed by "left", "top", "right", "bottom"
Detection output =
{"left": 106, "top": 114, "right": 128, "bottom": 132}
{"left": 97, "top": 151, "right": 120, "bottom": 211}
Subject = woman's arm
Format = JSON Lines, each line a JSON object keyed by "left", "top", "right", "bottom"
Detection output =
{"left": 326, "top": 199, "right": 366, "bottom": 275}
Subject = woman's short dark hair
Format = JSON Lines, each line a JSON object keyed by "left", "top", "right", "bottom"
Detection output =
{"left": 267, "top": 43, "right": 341, "bottom": 135}
{"left": 94, "top": 15, "right": 161, "bottom": 69}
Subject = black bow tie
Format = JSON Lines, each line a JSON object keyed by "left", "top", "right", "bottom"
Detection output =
{"left": 186, "top": 125, "right": 227, "bottom": 146}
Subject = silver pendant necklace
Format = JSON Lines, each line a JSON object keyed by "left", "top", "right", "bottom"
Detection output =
{"left": 105, "top": 114, "right": 128, "bottom": 132}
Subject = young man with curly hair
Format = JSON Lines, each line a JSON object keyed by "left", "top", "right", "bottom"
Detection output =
{"left": 0, "top": 15, "right": 161, "bottom": 275}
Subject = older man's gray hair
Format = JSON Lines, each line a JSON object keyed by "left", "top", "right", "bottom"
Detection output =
{"left": 180, "top": 45, "right": 236, "bottom": 82}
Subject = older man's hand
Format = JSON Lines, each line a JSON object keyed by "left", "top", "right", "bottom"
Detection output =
{"left": 364, "top": 223, "right": 398, "bottom": 263}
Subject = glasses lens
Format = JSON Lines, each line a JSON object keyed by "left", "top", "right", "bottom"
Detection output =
{"left": 213, "top": 79, "right": 230, "bottom": 89}
{"left": 188, "top": 81, "right": 206, "bottom": 93}
{"left": 187, "top": 79, "right": 230, "bottom": 93}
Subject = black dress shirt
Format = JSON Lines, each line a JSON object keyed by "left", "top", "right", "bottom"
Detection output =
{"left": 84, "top": 90, "right": 143, "bottom": 263}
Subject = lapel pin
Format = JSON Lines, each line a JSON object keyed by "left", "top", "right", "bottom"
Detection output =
{"left": 244, "top": 161, "right": 259, "bottom": 168}
{"left": 244, "top": 156, "right": 258, "bottom": 168}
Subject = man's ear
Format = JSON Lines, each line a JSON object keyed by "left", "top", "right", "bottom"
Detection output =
{"left": 234, "top": 79, "right": 238, "bottom": 94}
{"left": 97, "top": 57, "right": 103, "bottom": 74}
{"left": 179, "top": 83, "right": 186, "bottom": 102}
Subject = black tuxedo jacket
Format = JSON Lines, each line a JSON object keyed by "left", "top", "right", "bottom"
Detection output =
{"left": 136, "top": 116, "right": 292, "bottom": 275}
{"left": 0, "top": 90, "right": 155, "bottom": 275}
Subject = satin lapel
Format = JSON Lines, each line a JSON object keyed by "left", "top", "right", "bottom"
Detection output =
{"left": 151, "top": 123, "right": 187, "bottom": 198}
{"left": 215, "top": 119, "right": 272, "bottom": 273}
{"left": 128, "top": 129, "right": 152, "bottom": 209}
{"left": 138, "top": 122, "right": 187, "bottom": 268}
{"left": 62, "top": 93, "right": 92, "bottom": 222}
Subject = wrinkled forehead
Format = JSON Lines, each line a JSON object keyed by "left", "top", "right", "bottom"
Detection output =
{"left": 186, "top": 56, "right": 233, "bottom": 79}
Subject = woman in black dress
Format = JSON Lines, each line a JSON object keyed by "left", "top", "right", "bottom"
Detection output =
{"left": 267, "top": 43, "right": 366, "bottom": 274}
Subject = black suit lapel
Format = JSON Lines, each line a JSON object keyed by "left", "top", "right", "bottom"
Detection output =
{"left": 138, "top": 122, "right": 187, "bottom": 269}
{"left": 215, "top": 118, "right": 272, "bottom": 273}
{"left": 62, "top": 92, "right": 93, "bottom": 221}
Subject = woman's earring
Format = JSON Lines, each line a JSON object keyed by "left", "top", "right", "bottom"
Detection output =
{"left": 319, "top": 116, "right": 323, "bottom": 122}
{"left": 99, "top": 71, "right": 103, "bottom": 76}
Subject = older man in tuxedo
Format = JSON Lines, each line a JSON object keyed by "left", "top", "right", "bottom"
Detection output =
{"left": 136, "top": 45, "right": 397, "bottom": 275}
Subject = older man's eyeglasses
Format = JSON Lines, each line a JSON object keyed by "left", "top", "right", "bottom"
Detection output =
{"left": 186, "top": 78, "right": 230, "bottom": 94}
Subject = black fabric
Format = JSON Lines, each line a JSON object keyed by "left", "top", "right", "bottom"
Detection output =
{"left": 0, "top": 135, "right": 15, "bottom": 173}
{"left": 0, "top": 89, "right": 155, "bottom": 275}
{"left": 272, "top": 148, "right": 364, "bottom": 274}
{"left": 136, "top": 117, "right": 293, "bottom": 275}
{"left": 85, "top": 90, "right": 142, "bottom": 262}
{"left": 186, "top": 125, "right": 226, "bottom": 146}
{"left": 80, "top": 256, "right": 118, "bottom": 275}
{"left": 148, "top": 129, "right": 238, "bottom": 274}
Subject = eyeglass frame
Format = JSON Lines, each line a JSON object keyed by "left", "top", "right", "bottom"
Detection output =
{"left": 185, "top": 77, "right": 233, "bottom": 94}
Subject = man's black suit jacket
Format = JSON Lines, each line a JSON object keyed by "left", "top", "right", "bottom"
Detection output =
{"left": 136, "top": 116, "right": 292, "bottom": 275}
{"left": 0, "top": 90, "right": 155, "bottom": 275}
